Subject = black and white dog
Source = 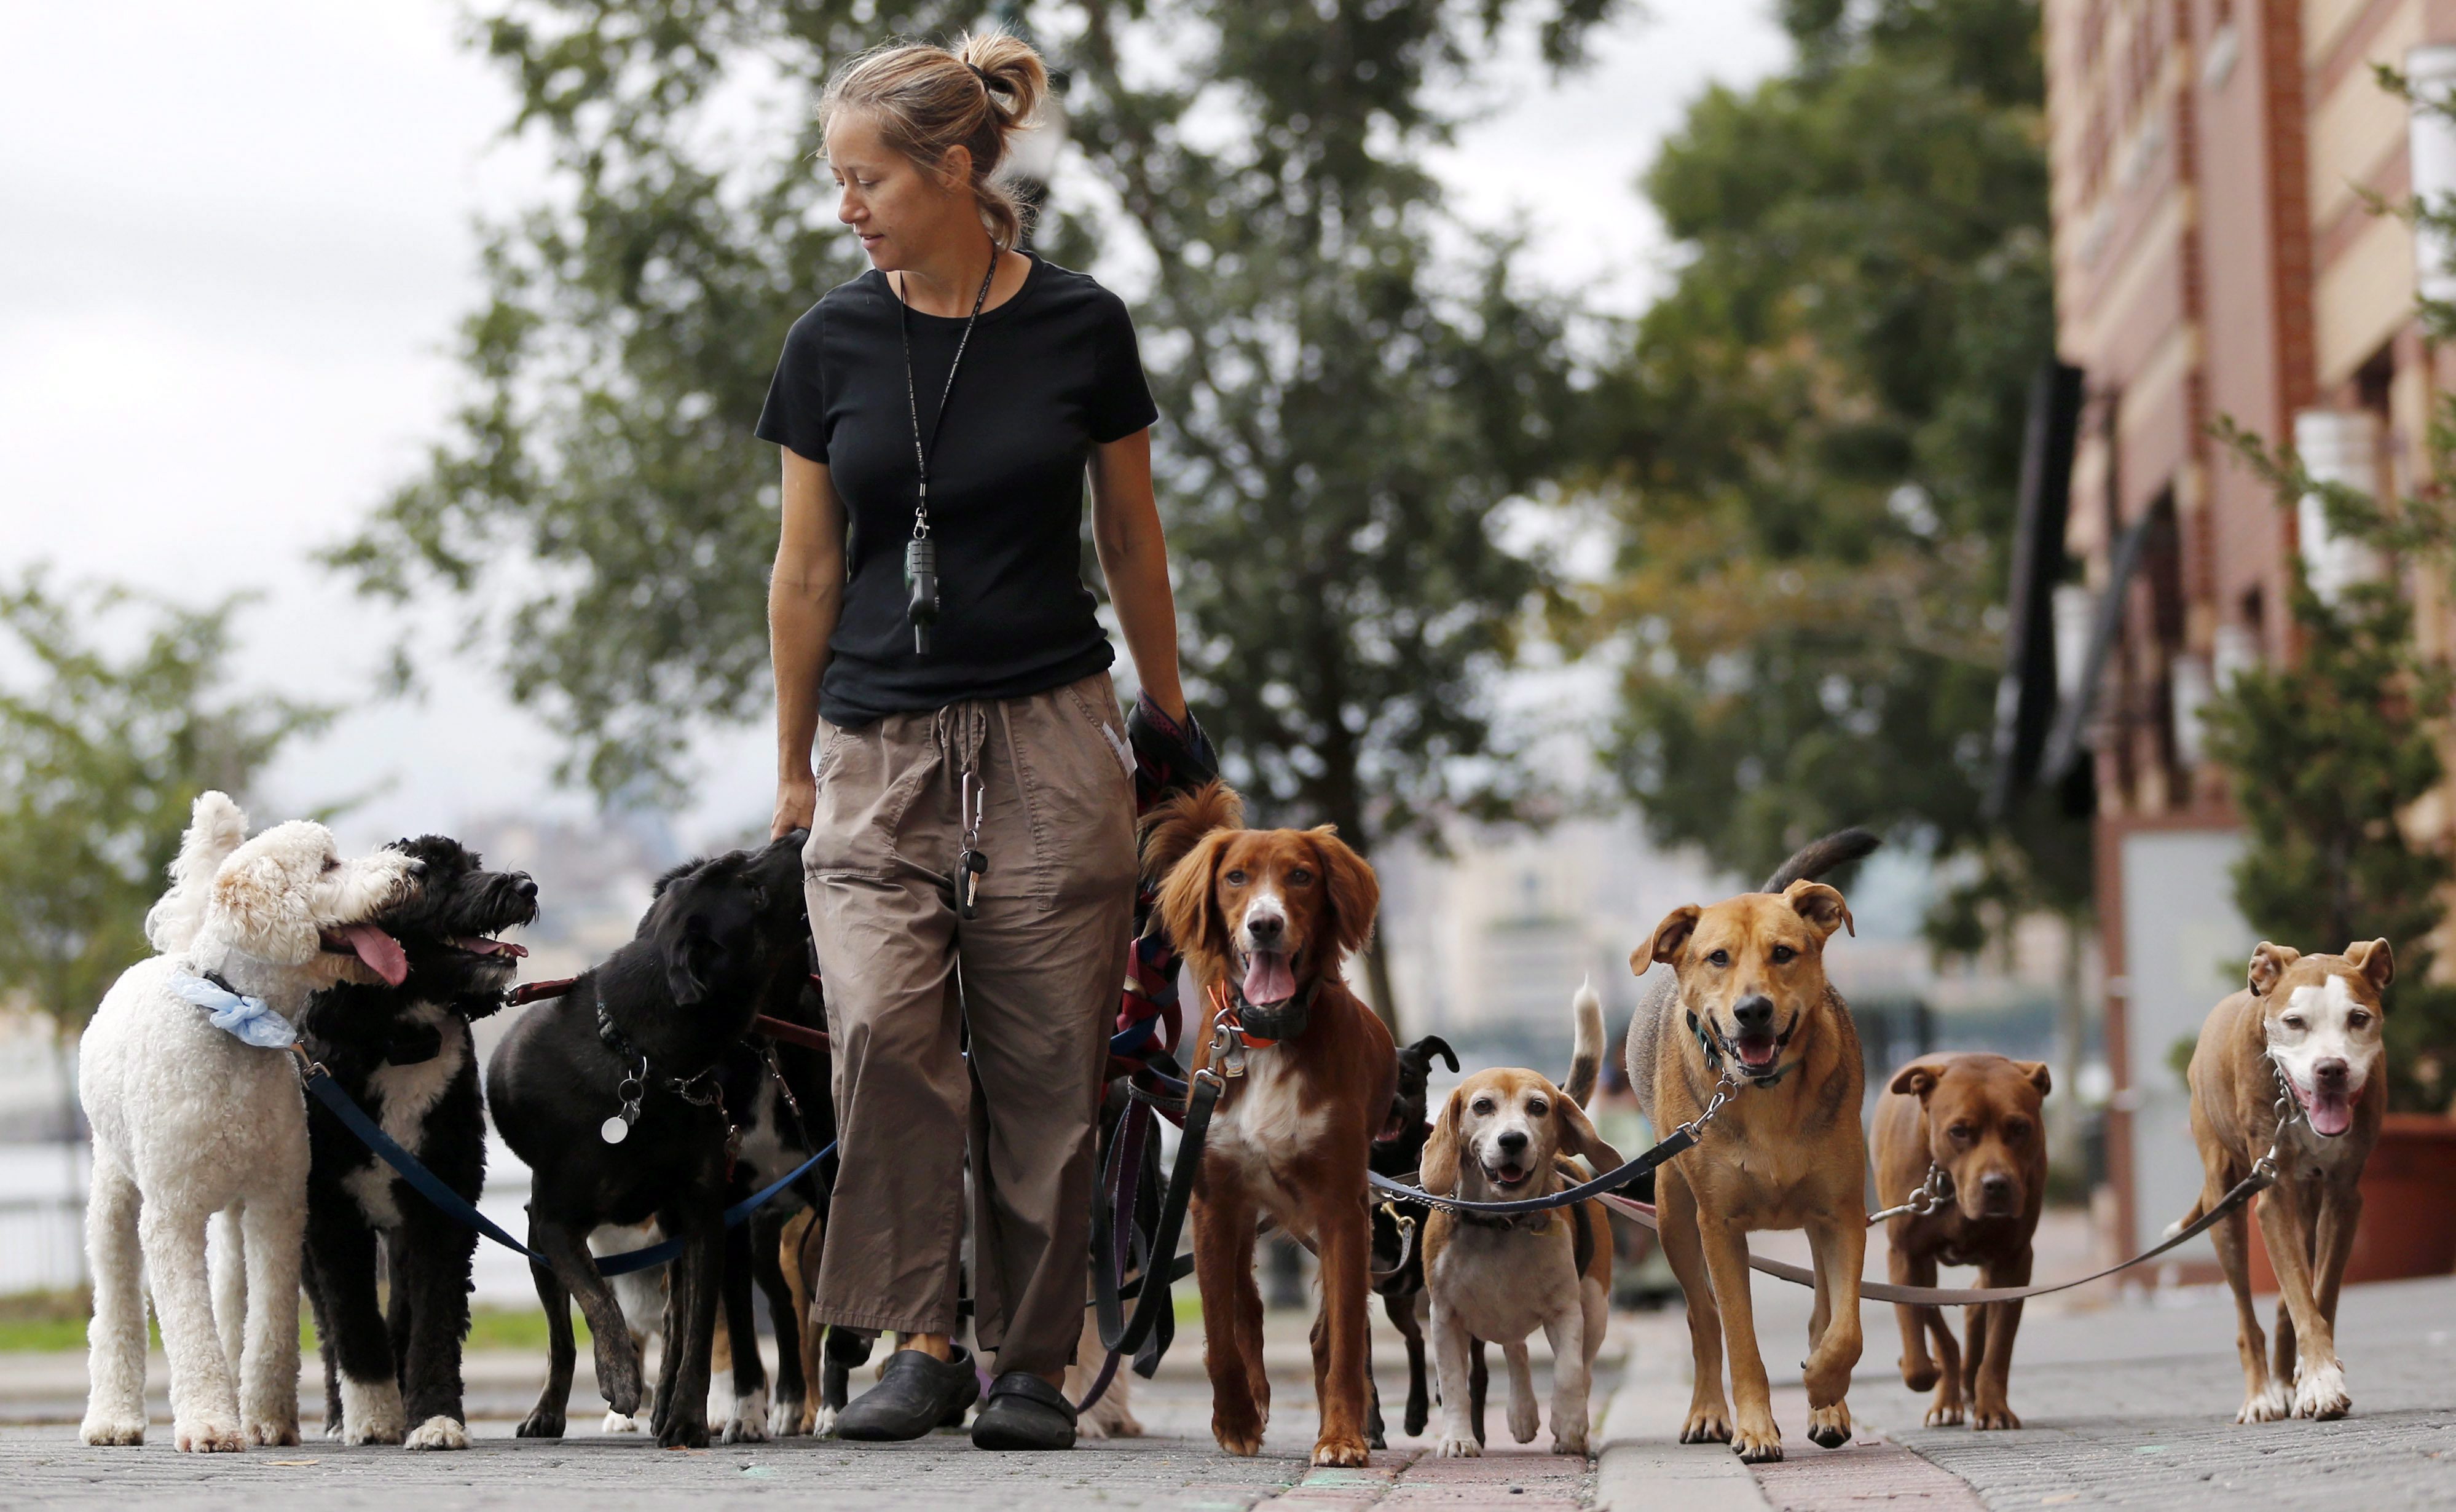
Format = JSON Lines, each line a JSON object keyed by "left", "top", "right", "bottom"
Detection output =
{"left": 488, "top": 832, "right": 808, "bottom": 1449}
{"left": 298, "top": 835, "right": 536, "bottom": 1449}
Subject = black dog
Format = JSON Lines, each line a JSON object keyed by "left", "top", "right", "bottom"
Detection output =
{"left": 1366, "top": 1033, "right": 1458, "bottom": 1446}
{"left": 298, "top": 835, "right": 537, "bottom": 1449}
{"left": 488, "top": 832, "right": 808, "bottom": 1448}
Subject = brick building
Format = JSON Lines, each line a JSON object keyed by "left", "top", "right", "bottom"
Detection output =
{"left": 2032, "top": 0, "right": 2456, "bottom": 1253}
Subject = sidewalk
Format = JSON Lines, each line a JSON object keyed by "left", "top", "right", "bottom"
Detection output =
{"left": 7, "top": 1270, "right": 2456, "bottom": 1508}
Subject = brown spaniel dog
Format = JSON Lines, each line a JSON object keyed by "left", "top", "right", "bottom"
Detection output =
{"left": 1150, "top": 781, "right": 1397, "bottom": 1467}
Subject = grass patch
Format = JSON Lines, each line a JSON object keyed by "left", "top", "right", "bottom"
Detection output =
{"left": 0, "top": 1289, "right": 592, "bottom": 1355}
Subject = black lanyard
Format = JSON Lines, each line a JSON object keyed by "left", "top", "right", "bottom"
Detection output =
{"left": 896, "top": 250, "right": 999, "bottom": 655}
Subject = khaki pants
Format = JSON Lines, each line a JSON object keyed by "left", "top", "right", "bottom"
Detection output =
{"left": 801, "top": 671, "right": 1137, "bottom": 1376}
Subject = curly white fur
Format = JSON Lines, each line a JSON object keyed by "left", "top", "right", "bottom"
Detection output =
{"left": 79, "top": 793, "right": 419, "bottom": 1452}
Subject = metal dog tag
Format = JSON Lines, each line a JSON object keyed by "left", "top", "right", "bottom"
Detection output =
{"left": 600, "top": 1114, "right": 630, "bottom": 1144}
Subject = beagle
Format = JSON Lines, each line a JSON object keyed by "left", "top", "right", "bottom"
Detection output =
{"left": 1420, "top": 983, "right": 1621, "bottom": 1458}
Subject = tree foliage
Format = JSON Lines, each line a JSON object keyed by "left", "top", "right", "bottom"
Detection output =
{"left": 1580, "top": 0, "right": 2082, "bottom": 934}
{"left": 0, "top": 571, "right": 330, "bottom": 1032}
{"left": 329, "top": 0, "right": 1616, "bottom": 1020}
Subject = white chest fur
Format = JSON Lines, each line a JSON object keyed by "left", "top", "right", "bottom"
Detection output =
{"left": 342, "top": 1004, "right": 468, "bottom": 1230}
{"left": 1204, "top": 1049, "right": 1329, "bottom": 1234}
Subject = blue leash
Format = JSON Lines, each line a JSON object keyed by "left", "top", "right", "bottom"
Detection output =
{"left": 299, "top": 1061, "right": 835, "bottom": 1275}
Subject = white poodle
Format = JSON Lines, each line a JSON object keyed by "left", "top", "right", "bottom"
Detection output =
{"left": 78, "top": 792, "right": 418, "bottom": 1452}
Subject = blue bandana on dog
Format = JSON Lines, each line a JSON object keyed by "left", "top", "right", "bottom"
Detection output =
{"left": 170, "top": 972, "right": 299, "bottom": 1050}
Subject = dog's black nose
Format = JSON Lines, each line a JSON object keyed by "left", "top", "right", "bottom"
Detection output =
{"left": 1733, "top": 994, "right": 1774, "bottom": 1034}
{"left": 1496, "top": 1130, "right": 1529, "bottom": 1152}
{"left": 2313, "top": 1058, "right": 2349, "bottom": 1087}
{"left": 1246, "top": 914, "right": 1285, "bottom": 948}
{"left": 514, "top": 873, "right": 538, "bottom": 900}
{"left": 1980, "top": 1172, "right": 2016, "bottom": 1205}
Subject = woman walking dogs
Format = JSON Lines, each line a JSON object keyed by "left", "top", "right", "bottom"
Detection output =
{"left": 760, "top": 31, "right": 1184, "bottom": 1452}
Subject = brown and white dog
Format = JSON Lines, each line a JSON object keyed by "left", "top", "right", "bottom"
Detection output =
{"left": 1420, "top": 983, "right": 1620, "bottom": 1459}
{"left": 1623, "top": 830, "right": 1875, "bottom": 1462}
{"left": 2181, "top": 938, "right": 2393, "bottom": 1425}
{"left": 1152, "top": 781, "right": 1398, "bottom": 1467}
{"left": 1873, "top": 1053, "right": 2051, "bottom": 1430}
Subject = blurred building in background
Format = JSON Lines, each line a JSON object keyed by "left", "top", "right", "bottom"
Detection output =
{"left": 2026, "top": 0, "right": 2456, "bottom": 1259}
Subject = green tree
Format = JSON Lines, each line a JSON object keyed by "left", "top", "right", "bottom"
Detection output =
{"left": 1578, "top": 0, "right": 2084, "bottom": 937}
{"left": 329, "top": 0, "right": 1612, "bottom": 1024}
{"left": 0, "top": 570, "right": 331, "bottom": 1034}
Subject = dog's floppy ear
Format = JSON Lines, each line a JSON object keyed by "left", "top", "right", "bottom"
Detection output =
{"left": 1642, "top": 905, "right": 1701, "bottom": 971}
{"left": 2345, "top": 937, "right": 2395, "bottom": 994}
{"left": 1155, "top": 830, "right": 1237, "bottom": 969}
{"left": 2248, "top": 941, "right": 2301, "bottom": 996}
{"left": 1553, "top": 1089, "right": 1623, "bottom": 1175}
{"left": 665, "top": 923, "right": 723, "bottom": 1007}
{"left": 210, "top": 846, "right": 319, "bottom": 964}
{"left": 2016, "top": 1060, "right": 2053, "bottom": 1098}
{"left": 1889, "top": 1062, "right": 1942, "bottom": 1101}
{"left": 1420, "top": 1087, "right": 1465, "bottom": 1197}
{"left": 1784, "top": 880, "right": 1854, "bottom": 940}
{"left": 147, "top": 790, "right": 252, "bottom": 953}
{"left": 1309, "top": 826, "right": 1381, "bottom": 961}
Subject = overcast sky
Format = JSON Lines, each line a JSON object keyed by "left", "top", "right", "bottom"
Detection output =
{"left": 0, "top": 1, "right": 1789, "bottom": 852}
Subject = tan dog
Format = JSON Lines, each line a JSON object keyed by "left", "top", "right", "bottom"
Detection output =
{"left": 1623, "top": 831, "right": 1874, "bottom": 1462}
{"left": 2182, "top": 939, "right": 2392, "bottom": 1424}
{"left": 1153, "top": 781, "right": 1398, "bottom": 1467}
{"left": 1873, "top": 1053, "right": 2050, "bottom": 1430}
{"left": 1420, "top": 985, "right": 1620, "bottom": 1459}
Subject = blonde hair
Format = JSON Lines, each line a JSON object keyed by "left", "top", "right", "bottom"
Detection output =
{"left": 819, "top": 30, "right": 1052, "bottom": 251}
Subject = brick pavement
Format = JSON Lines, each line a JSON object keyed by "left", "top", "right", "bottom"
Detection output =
{"left": 12, "top": 1274, "right": 2456, "bottom": 1509}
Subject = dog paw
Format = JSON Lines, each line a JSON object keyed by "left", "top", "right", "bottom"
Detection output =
{"left": 1310, "top": 1433, "right": 1371, "bottom": 1467}
{"left": 174, "top": 1418, "right": 248, "bottom": 1454}
{"left": 1901, "top": 1360, "right": 1941, "bottom": 1392}
{"left": 2293, "top": 1361, "right": 2349, "bottom": 1421}
{"left": 246, "top": 1416, "right": 300, "bottom": 1447}
{"left": 1508, "top": 1400, "right": 1539, "bottom": 1444}
{"left": 1550, "top": 1430, "right": 1591, "bottom": 1458}
{"left": 599, "top": 1410, "right": 639, "bottom": 1435}
{"left": 1806, "top": 1403, "right": 1851, "bottom": 1449}
{"left": 516, "top": 1409, "right": 566, "bottom": 1439}
{"left": 656, "top": 1414, "right": 710, "bottom": 1450}
{"left": 1212, "top": 1416, "right": 1265, "bottom": 1457}
{"left": 720, "top": 1390, "right": 768, "bottom": 1444}
{"left": 322, "top": 1420, "right": 345, "bottom": 1441}
{"left": 1970, "top": 1406, "right": 2020, "bottom": 1432}
{"left": 78, "top": 1414, "right": 145, "bottom": 1447}
{"left": 1730, "top": 1420, "right": 1784, "bottom": 1463}
{"left": 340, "top": 1377, "right": 406, "bottom": 1446}
{"left": 2235, "top": 1382, "right": 2290, "bottom": 1424}
{"left": 813, "top": 1404, "right": 840, "bottom": 1439}
{"left": 766, "top": 1395, "right": 805, "bottom": 1439}
{"left": 1435, "top": 1433, "right": 1482, "bottom": 1459}
{"left": 404, "top": 1416, "right": 468, "bottom": 1451}
{"left": 1679, "top": 1404, "right": 1732, "bottom": 1444}
{"left": 1924, "top": 1397, "right": 1965, "bottom": 1428}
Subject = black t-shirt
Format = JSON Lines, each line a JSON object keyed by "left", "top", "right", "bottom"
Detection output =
{"left": 755, "top": 254, "right": 1159, "bottom": 727}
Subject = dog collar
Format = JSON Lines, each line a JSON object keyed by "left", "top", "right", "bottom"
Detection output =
{"left": 1687, "top": 1009, "right": 1793, "bottom": 1089}
{"left": 594, "top": 998, "right": 730, "bottom": 1146}
{"left": 171, "top": 971, "right": 299, "bottom": 1051}
{"left": 1214, "top": 977, "right": 1323, "bottom": 1047}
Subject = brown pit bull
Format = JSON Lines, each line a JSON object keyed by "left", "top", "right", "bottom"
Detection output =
{"left": 2182, "top": 939, "right": 2392, "bottom": 1424}
{"left": 1872, "top": 1053, "right": 2050, "bottom": 1430}
{"left": 1623, "top": 830, "right": 1875, "bottom": 1463}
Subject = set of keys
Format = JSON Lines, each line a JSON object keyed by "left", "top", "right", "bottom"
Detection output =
{"left": 955, "top": 771, "right": 990, "bottom": 920}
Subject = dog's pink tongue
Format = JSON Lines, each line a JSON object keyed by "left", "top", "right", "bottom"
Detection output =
{"left": 1243, "top": 950, "right": 1296, "bottom": 1006}
{"left": 2308, "top": 1089, "right": 2353, "bottom": 1137}
{"left": 338, "top": 924, "right": 409, "bottom": 986}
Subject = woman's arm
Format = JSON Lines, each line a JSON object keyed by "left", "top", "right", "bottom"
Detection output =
{"left": 771, "top": 447, "right": 848, "bottom": 838}
{"left": 1088, "top": 428, "right": 1186, "bottom": 722}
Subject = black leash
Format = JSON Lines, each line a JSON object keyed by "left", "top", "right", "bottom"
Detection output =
{"left": 1368, "top": 1071, "right": 1739, "bottom": 1216}
{"left": 1075, "top": 1054, "right": 1229, "bottom": 1414}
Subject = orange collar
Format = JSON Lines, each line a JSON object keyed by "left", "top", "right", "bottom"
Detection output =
{"left": 1206, "top": 982, "right": 1280, "bottom": 1050}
